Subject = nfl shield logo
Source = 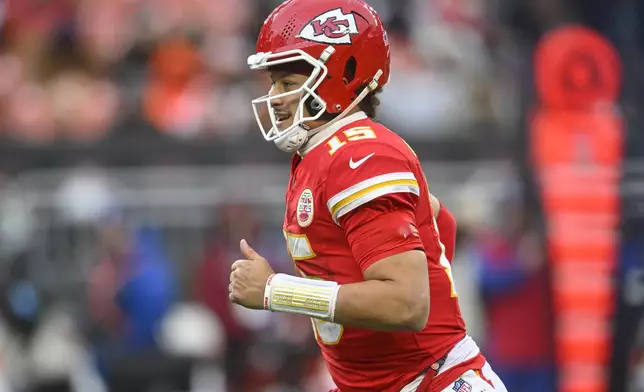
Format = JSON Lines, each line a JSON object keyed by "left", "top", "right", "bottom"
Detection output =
{"left": 297, "top": 189, "right": 314, "bottom": 227}
{"left": 452, "top": 379, "right": 472, "bottom": 392}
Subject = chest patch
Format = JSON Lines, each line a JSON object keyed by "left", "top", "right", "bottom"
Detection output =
{"left": 297, "top": 188, "right": 315, "bottom": 227}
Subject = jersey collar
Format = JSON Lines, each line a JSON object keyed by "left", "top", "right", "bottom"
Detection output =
{"left": 298, "top": 111, "right": 368, "bottom": 157}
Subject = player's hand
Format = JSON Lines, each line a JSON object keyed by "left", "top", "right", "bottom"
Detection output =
{"left": 229, "top": 239, "right": 275, "bottom": 310}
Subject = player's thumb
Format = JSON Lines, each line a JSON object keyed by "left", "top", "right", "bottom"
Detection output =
{"left": 240, "top": 239, "right": 260, "bottom": 260}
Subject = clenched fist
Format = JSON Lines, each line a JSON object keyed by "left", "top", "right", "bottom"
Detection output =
{"left": 229, "top": 239, "right": 275, "bottom": 310}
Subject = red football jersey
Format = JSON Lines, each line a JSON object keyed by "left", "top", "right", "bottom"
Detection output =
{"left": 436, "top": 202, "right": 457, "bottom": 263}
{"left": 283, "top": 112, "right": 466, "bottom": 392}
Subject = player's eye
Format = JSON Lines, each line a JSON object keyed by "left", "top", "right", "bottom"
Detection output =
{"left": 282, "top": 80, "right": 297, "bottom": 90}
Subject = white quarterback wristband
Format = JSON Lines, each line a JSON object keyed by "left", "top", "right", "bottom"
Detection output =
{"left": 264, "top": 273, "right": 341, "bottom": 322}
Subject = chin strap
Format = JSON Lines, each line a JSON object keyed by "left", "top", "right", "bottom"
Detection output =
{"left": 274, "top": 125, "right": 309, "bottom": 153}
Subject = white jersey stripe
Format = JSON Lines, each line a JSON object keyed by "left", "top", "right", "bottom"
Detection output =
{"left": 332, "top": 183, "right": 420, "bottom": 222}
{"left": 327, "top": 172, "right": 419, "bottom": 220}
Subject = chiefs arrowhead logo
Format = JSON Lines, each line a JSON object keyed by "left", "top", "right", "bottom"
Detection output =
{"left": 299, "top": 8, "right": 359, "bottom": 45}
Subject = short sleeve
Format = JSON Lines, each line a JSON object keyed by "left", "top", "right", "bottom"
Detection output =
{"left": 324, "top": 142, "right": 430, "bottom": 272}
{"left": 325, "top": 142, "right": 421, "bottom": 223}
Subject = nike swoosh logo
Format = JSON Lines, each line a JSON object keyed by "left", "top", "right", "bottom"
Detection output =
{"left": 349, "top": 153, "right": 375, "bottom": 169}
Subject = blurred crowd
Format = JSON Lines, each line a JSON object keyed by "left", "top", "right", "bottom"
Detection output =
{"left": 1, "top": 0, "right": 644, "bottom": 391}
{"left": 0, "top": 0, "right": 517, "bottom": 148}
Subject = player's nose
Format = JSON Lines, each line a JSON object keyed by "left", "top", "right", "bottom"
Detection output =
{"left": 269, "top": 95, "right": 286, "bottom": 109}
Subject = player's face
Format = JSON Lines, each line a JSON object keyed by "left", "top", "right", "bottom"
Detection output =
{"left": 268, "top": 71, "right": 311, "bottom": 131}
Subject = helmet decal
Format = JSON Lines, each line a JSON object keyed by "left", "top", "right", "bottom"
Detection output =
{"left": 298, "top": 8, "right": 359, "bottom": 45}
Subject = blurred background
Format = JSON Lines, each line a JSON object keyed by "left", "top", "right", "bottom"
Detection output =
{"left": 0, "top": 0, "right": 643, "bottom": 391}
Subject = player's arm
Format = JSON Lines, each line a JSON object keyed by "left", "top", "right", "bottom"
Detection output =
{"left": 260, "top": 199, "right": 456, "bottom": 331}
{"left": 264, "top": 192, "right": 432, "bottom": 332}
{"left": 333, "top": 248, "right": 429, "bottom": 331}
{"left": 333, "top": 197, "right": 455, "bottom": 330}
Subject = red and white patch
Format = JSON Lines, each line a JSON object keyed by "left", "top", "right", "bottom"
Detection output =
{"left": 297, "top": 188, "right": 315, "bottom": 227}
{"left": 298, "top": 8, "right": 359, "bottom": 45}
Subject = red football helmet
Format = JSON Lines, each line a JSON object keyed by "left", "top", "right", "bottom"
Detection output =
{"left": 247, "top": 0, "right": 391, "bottom": 151}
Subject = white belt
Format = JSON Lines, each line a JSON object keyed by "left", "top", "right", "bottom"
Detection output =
{"left": 399, "top": 335, "right": 480, "bottom": 392}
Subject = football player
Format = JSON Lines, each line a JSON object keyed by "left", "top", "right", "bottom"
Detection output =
{"left": 229, "top": 0, "right": 507, "bottom": 391}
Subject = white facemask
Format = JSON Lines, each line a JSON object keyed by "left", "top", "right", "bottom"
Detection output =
{"left": 248, "top": 48, "right": 335, "bottom": 152}
{"left": 247, "top": 47, "right": 383, "bottom": 153}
